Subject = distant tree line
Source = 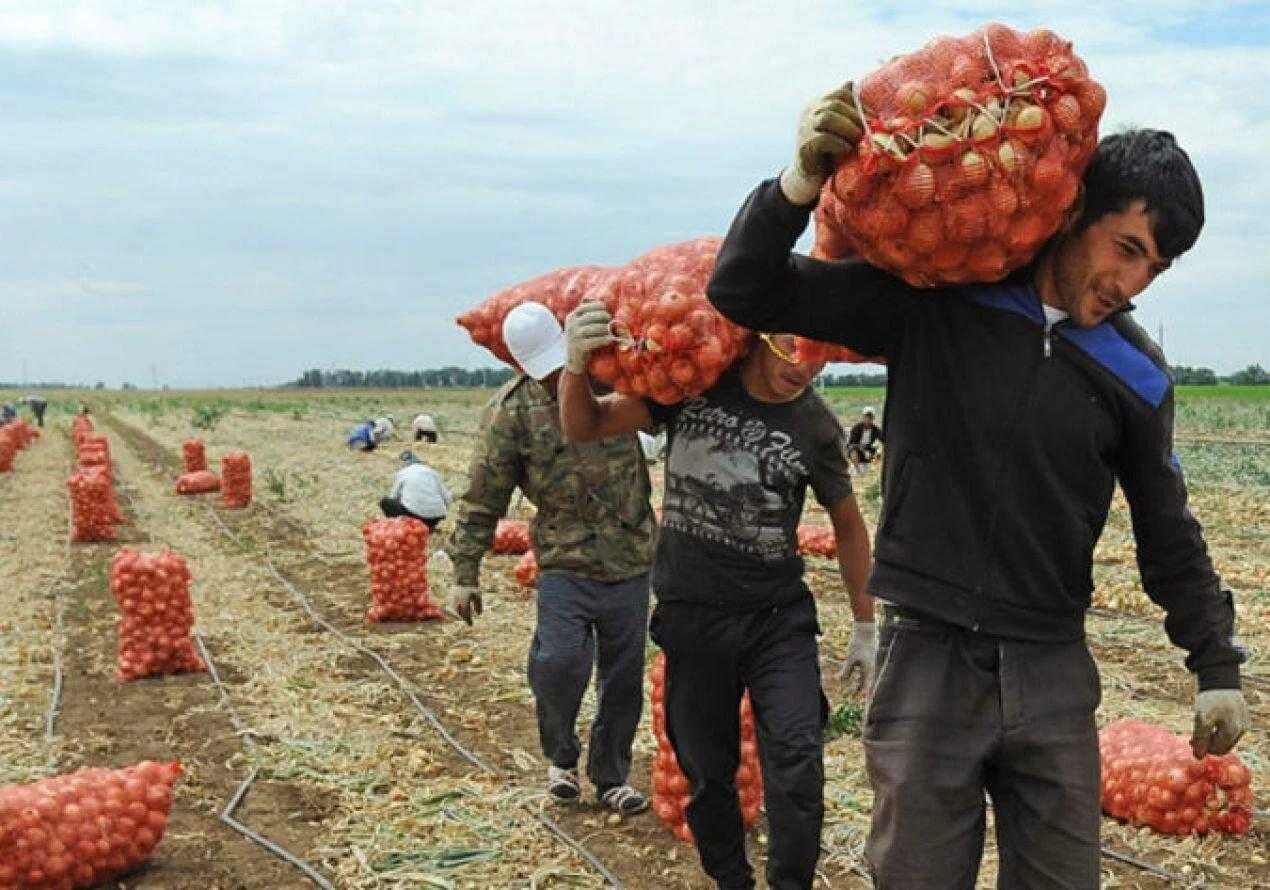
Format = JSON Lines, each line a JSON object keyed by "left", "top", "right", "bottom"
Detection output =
{"left": 1172, "top": 364, "right": 1269, "bottom": 385}
{"left": 819, "top": 371, "right": 889, "bottom": 387}
{"left": 289, "top": 367, "right": 517, "bottom": 388}
{"left": 284, "top": 363, "right": 1269, "bottom": 390}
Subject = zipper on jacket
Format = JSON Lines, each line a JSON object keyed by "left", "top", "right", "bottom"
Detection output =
{"left": 975, "top": 285, "right": 1052, "bottom": 610}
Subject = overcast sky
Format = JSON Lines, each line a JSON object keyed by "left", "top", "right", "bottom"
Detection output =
{"left": 1, "top": 1, "right": 1266, "bottom": 387}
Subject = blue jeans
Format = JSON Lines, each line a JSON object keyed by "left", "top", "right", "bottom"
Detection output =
{"left": 527, "top": 571, "right": 650, "bottom": 789}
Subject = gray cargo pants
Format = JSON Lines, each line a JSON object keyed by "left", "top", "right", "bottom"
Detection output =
{"left": 864, "top": 606, "right": 1102, "bottom": 889}
{"left": 528, "top": 571, "right": 650, "bottom": 790}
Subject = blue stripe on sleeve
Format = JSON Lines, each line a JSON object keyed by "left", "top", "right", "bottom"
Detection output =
{"left": 1057, "top": 325, "right": 1170, "bottom": 408}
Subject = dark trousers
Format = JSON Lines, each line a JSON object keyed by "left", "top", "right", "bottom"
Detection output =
{"left": 528, "top": 571, "right": 650, "bottom": 789}
{"left": 651, "top": 596, "right": 827, "bottom": 890}
{"left": 378, "top": 497, "right": 440, "bottom": 530}
{"left": 847, "top": 444, "right": 877, "bottom": 463}
{"left": 32, "top": 404, "right": 46, "bottom": 427}
{"left": 864, "top": 607, "right": 1102, "bottom": 889}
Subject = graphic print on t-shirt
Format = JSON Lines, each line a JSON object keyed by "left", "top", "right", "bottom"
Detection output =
{"left": 662, "top": 396, "right": 809, "bottom": 561}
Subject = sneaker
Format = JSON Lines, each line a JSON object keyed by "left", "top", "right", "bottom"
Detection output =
{"left": 598, "top": 784, "right": 649, "bottom": 815}
{"left": 547, "top": 765, "right": 580, "bottom": 801}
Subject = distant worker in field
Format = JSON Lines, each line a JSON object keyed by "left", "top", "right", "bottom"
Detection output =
{"left": 380, "top": 450, "right": 450, "bottom": 530}
{"left": 447, "top": 301, "right": 655, "bottom": 816}
{"left": 412, "top": 412, "right": 438, "bottom": 443}
{"left": 845, "top": 407, "right": 882, "bottom": 471}
{"left": 18, "top": 394, "right": 48, "bottom": 427}
{"left": 561, "top": 314, "right": 875, "bottom": 890}
{"left": 346, "top": 419, "right": 377, "bottom": 452}
{"left": 372, "top": 415, "right": 396, "bottom": 443}
{"left": 0, "top": 403, "right": 15, "bottom": 424}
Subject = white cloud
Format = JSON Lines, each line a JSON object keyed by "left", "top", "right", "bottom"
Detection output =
{"left": 0, "top": 2, "right": 1264, "bottom": 384}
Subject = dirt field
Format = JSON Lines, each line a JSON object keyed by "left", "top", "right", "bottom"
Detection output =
{"left": 1, "top": 386, "right": 1265, "bottom": 889}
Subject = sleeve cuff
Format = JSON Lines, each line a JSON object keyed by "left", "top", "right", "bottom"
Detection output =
{"left": 778, "top": 167, "right": 824, "bottom": 207}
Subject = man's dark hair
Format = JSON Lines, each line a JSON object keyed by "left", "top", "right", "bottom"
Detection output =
{"left": 1075, "top": 128, "right": 1204, "bottom": 259}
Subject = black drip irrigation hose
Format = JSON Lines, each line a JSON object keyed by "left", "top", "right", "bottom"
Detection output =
{"left": 1099, "top": 844, "right": 1205, "bottom": 888}
{"left": 201, "top": 502, "right": 624, "bottom": 889}
{"left": 192, "top": 631, "right": 337, "bottom": 890}
{"left": 42, "top": 514, "right": 72, "bottom": 750}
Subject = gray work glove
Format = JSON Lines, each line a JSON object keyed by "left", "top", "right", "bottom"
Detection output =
{"left": 840, "top": 620, "right": 878, "bottom": 696}
{"left": 1191, "top": 688, "right": 1249, "bottom": 758}
{"left": 779, "top": 82, "right": 867, "bottom": 206}
{"left": 564, "top": 300, "right": 615, "bottom": 374}
{"left": 429, "top": 550, "right": 454, "bottom": 575}
{"left": 449, "top": 584, "right": 484, "bottom": 626}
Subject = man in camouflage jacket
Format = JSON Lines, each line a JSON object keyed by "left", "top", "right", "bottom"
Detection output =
{"left": 447, "top": 301, "right": 655, "bottom": 814}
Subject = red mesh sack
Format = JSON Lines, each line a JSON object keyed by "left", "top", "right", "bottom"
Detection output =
{"left": 109, "top": 549, "right": 206, "bottom": 682}
{"left": 492, "top": 519, "right": 531, "bottom": 555}
{"left": 67, "top": 469, "right": 117, "bottom": 543}
{"left": 649, "top": 653, "right": 763, "bottom": 843}
{"left": 514, "top": 551, "right": 539, "bottom": 589}
{"left": 71, "top": 415, "right": 94, "bottom": 445}
{"left": 585, "top": 237, "right": 752, "bottom": 404}
{"left": 175, "top": 470, "right": 220, "bottom": 495}
{"left": 457, "top": 265, "right": 613, "bottom": 366}
{"left": 363, "top": 518, "right": 445, "bottom": 622}
{"left": 0, "top": 760, "right": 182, "bottom": 889}
{"left": 457, "top": 238, "right": 752, "bottom": 404}
{"left": 220, "top": 451, "right": 252, "bottom": 508}
{"left": 1099, "top": 719, "right": 1253, "bottom": 837}
{"left": 77, "top": 436, "right": 112, "bottom": 482}
{"left": 76, "top": 441, "right": 123, "bottom": 525}
{"left": 0, "top": 429, "right": 15, "bottom": 473}
{"left": 181, "top": 439, "right": 206, "bottom": 473}
{"left": 8, "top": 420, "right": 36, "bottom": 450}
{"left": 814, "top": 23, "right": 1105, "bottom": 286}
{"left": 797, "top": 524, "right": 838, "bottom": 558}
{"left": 792, "top": 337, "right": 883, "bottom": 365}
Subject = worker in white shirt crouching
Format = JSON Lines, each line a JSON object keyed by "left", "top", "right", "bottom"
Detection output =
{"left": 380, "top": 450, "right": 451, "bottom": 530}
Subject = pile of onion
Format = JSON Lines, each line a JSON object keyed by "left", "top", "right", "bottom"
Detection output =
{"left": 174, "top": 470, "right": 220, "bottom": 495}
{"left": 67, "top": 469, "right": 117, "bottom": 543}
{"left": 814, "top": 22, "right": 1104, "bottom": 287}
{"left": 71, "top": 415, "right": 94, "bottom": 446}
{"left": 363, "top": 517, "right": 445, "bottom": 622}
{"left": 6, "top": 419, "right": 39, "bottom": 450}
{"left": 109, "top": 548, "right": 206, "bottom": 683}
{"left": 220, "top": 451, "right": 252, "bottom": 508}
{"left": 181, "top": 439, "right": 206, "bottom": 473}
{"left": 0, "top": 760, "right": 183, "bottom": 889}
{"left": 457, "top": 238, "right": 752, "bottom": 405}
{"left": 1100, "top": 719, "right": 1253, "bottom": 836}
{"left": 513, "top": 550, "right": 539, "bottom": 589}
{"left": 0, "top": 428, "right": 17, "bottom": 473}
{"left": 796, "top": 525, "right": 838, "bottom": 558}
{"left": 492, "top": 519, "right": 531, "bottom": 555}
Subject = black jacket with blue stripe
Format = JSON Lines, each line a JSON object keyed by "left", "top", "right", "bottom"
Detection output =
{"left": 708, "top": 178, "right": 1243, "bottom": 690}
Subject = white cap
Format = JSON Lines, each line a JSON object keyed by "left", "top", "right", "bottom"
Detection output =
{"left": 413, "top": 413, "right": 437, "bottom": 433}
{"left": 503, "top": 301, "right": 566, "bottom": 380}
{"left": 862, "top": 406, "right": 876, "bottom": 416}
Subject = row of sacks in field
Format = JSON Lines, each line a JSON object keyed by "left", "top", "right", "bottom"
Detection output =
{"left": 9, "top": 421, "right": 191, "bottom": 885}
